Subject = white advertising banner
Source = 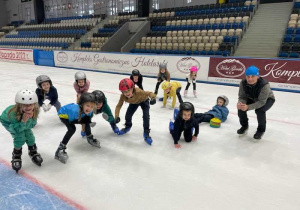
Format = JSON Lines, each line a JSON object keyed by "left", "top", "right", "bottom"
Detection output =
{"left": 54, "top": 51, "right": 210, "bottom": 81}
{"left": 0, "top": 48, "right": 34, "bottom": 64}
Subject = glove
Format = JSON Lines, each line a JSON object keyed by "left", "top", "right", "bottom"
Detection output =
{"left": 42, "top": 104, "right": 48, "bottom": 112}
{"left": 90, "top": 122, "right": 96, "bottom": 127}
{"left": 150, "top": 98, "right": 156, "bottom": 105}
{"left": 115, "top": 117, "right": 120, "bottom": 124}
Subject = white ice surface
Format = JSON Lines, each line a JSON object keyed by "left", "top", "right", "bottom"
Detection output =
{"left": 0, "top": 62, "right": 300, "bottom": 210}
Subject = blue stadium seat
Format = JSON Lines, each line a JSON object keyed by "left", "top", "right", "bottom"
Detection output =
{"left": 294, "top": 35, "right": 300, "bottom": 42}
{"left": 284, "top": 35, "right": 293, "bottom": 42}
{"left": 278, "top": 52, "right": 289, "bottom": 57}
{"left": 289, "top": 52, "right": 299, "bottom": 58}
{"left": 286, "top": 28, "right": 295, "bottom": 34}
{"left": 296, "top": 28, "right": 300, "bottom": 35}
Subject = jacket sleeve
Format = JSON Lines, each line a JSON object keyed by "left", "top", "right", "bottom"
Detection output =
{"left": 139, "top": 76, "right": 143, "bottom": 90}
{"left": 247, "top": 84, "right": 271, "bottom": 110}
{"left": 115, "top": 95, "right": 125, "bottom": 118}
{"left": 8, "top": 117, "right": 36, "bottom": 134}
{"left": 220, "top": 107, "right": 229, "bottom": 122}
{"left": 50, "top": 87, "right": 58, "bottom": 105}
{"left": 35, "top": 89, "right": 44, "bottom": 106}
{"left": 238, "top": 81, "right": 247, "bottom": 104}
{"left": 143, "top": 90, "right": 156, "bottom": 99}
{"left": 193, "top": 119, "right": 199, "bottom": 137}
{"left": 83, "top": 80, "right": 90, "bottom": 92}
{"left": 103, "top": 103, "right": 115, "bottom": 123}
{"left": 173, "top": 119, "right": 181, "bottom": 144}
{"left": 73, "top": 82, "right": 80, "bottom": 94}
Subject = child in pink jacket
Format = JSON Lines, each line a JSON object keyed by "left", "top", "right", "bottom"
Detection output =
{"left": 73, "top": 71, "right": 90, "bottom": 103}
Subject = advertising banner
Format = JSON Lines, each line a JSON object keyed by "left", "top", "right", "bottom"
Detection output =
{"left": 54, "top": 51, "right": 210, "bottom": 81}
{"left": 0, "top": 48, "right": 34, "bottom": 64}
{"left": 209, "top": 58, "right": 300, "bottom": 91}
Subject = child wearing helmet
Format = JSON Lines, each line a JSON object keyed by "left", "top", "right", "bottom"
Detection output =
{"left": 0, "top": 89, "right": 43, "bottom": 173}
{"left": 35, "top": 75, "right": 61, "bottom": 112}
{"left": 92, "top": 90, "right": 119, "bottom": 134}
{"left": 169, "top": 102, "right": 199, "bottom": 148}
{"left": 74, "top": 71, "right": 90, "bottom": 103}
{"left": 161, "top": 81, "right": 183, "bottom": 109}
{"left": 114, "top": 78, "right": 156, "bottom": 145}
{"left": 194, "top": 95, "right": 229, "bottom": 124}
{"left": 130, "top": 69, "right": 143, "bottom": 90}
{"left": 184, "top": 66, "right": 199, "bottom": 98}
{"left": 154, "top": 63, "right": 170, "bottom": 95}
{"left": 56, "top": 92, "right": 99, "bottom": 164}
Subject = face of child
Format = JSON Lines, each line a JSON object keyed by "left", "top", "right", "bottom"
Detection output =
{"left": 133, "top": 76, "right": 138, "bottom": 82}
{"left": 217, "top": 98, "right": 225, "bottom": 106}
{"left": 164, "top": 87, "right": 171, "bottom": 94}
{"left": 191, "top": 72, "right": 197, "bottom": 78}
{"left": 83, "top": 102, "right": 95, "bottom": 114}
{"left": 122, "top": 88, "right": 134, "bottom": 98}
{"left": 246, "top": 75, "right": 259, "bottom": 85}
{"left": 160, "top": 68, "right": 166, "bottom": 74}
{"left": 96, "top": 102, "right": 103, "bottom": 110}
{"left": 77, "top": 79, "right": 85, "bottom": 87}
{"left": 21, "top": 104, "right": 35, "bottom": 114}
{"left": 41, "top": 82, "right": 50, "bottom": 92}
{"left": 182, "top": 110, "right": 192, "bottom": 121}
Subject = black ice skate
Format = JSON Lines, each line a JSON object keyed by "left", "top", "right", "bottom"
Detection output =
{"left": 11, "top": 148, "right": 22, "bottom": 173}
{"left": 28, "top": 144, "right": 43, "bottom": 166}
{"left": 237, "top": 126, "right": 248, "bottom": 136}
{"left": 87, "top": 135, "right": 101, "bottom": 148}
{"left": 55, "top": 142, "right": 69, "bottom": 164}
{"left": 253, "top": 131, "right": 264, "bottom": 141}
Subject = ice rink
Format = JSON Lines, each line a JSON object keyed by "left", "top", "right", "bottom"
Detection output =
{"left": 0, "top": 61, "right": 299, "bottom": 210}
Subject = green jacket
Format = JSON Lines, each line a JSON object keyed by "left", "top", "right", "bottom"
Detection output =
{"left": 0, "top": 105, "right": 37, "bottom": 140}
{"left": 96, "top": 98, "right": 114, "bottom": 123}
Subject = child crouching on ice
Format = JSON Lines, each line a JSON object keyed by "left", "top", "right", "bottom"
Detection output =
{"left": 35, "top": 75, "right": 61, "bottom": 112}
{"left": 169, "top": 102, "right": 199, "bottom": 148}
{"left": 161, "top": 81, "right": 183, "bottom": 110}
{"left": 194, "top": 95, "right": 229, "bottom": 124}
{"left": 0, "top": 89, "right": 43, "bottom": 173}
{"left": 115, "top": 78, "right": 156, "bottom": 145}
{"left": 55, "top": 92, "right": 99, "bottom": 164}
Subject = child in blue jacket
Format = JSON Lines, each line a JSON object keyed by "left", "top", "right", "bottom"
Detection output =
{"left": 35, "top": 75, "right": 61, "bottom": 112}
{"left": 55, "top": 92, "right": 99, "bottom": 164}
{"left": 194, "top": 95, "right": 229, "bottom": 123}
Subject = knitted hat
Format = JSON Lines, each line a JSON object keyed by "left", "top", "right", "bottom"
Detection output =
{"left": 245, "top": 65, "right": 259, "bottom": 76}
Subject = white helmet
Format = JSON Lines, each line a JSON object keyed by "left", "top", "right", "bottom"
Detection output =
{"left": 217, "top": 95, "right": 229, "bottom": 107}
{"left": 15, "top": 89, "right": 38, "bottom": 104}
{"left": 75, "top": 71, "right": 86, "bottom": 80}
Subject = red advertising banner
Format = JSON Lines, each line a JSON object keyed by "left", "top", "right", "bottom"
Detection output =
{"left": 0, "top": 48, "right": 34, "bottom": 64}
{"left": 208, "top": 57, "right": 300, "bottom": 91}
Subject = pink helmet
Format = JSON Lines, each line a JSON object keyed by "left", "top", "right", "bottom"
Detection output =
{"left": 190, "top": 66, "right": 199, "bottom": 72}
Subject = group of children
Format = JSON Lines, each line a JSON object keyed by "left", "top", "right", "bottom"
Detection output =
{"left": 0, "top": 64, "right": 230, "bottom": 173}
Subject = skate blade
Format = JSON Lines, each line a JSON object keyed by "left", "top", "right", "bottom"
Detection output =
{"left": 88, "top": 142, "right": 101, "bottom": 148}
{"left": 238, "top": 131, "right": 248, "bottom": 137}
{"left": 55, "top": 156, "right": 67, "bottom": 164}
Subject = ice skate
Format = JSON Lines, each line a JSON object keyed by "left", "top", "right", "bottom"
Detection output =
{"left": 184, "top": 90, "right": 188, "bottom": 97}
{"left": 169, "top": 120, "right": 174, "bottom": 134}
{"left": 193, "top": 90, "right": 197, "bottom": 98}
{"left": 11, "top": 148, "right": 22, "bottom": 173}
{"left": 81, "top": 131, "right": 86, "bottom": 138}
{"left": 28, "top": 144, "right": 43, "bottom": 166}
{"left": 87, "top": 135, "right": 101, "bottom": 148}
{"left": 237, "top": 126, "right": 248, "bottom": 137}
{"left": 117, "top": 126, "right": 131, "bottom": 135}
{"left": 253, "top": 131, "right": 264, "bottom": 141}
{"left": 144, "top": 130, "right": 153, "bottom": 145}
{"left": 55, "top": 142, "right": 69, "bottom": 164}
{"left": 174, "top": 108, "right": 179, "bottom": 120}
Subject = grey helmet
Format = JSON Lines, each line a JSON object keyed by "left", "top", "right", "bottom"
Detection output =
{"left": 159, "top": 63, "right": 167, "bottom": 70}
{"left": 217, "top": 95, "right": 229, "bottom": 107}
{"left": 75, "top": 71, "right": 86, "bottom": 81}
{"left": 36, "top": 75, "right": 52, "bottom": 88}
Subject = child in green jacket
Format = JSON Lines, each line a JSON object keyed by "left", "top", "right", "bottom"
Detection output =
{"left": 0, "top": 89, "right": 43, "bottom": 173}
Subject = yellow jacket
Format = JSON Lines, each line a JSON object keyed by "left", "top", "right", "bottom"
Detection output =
{"left": 163, "top": 81, "right": 181, "bottom": 108}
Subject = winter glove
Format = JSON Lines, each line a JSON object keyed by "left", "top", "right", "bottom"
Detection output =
{"left": 90, "top": 122, "right": 97, "bottom": 127}
{"left": 150, "top": 98, "right": 156, "bottom": 105}
{"left": 42, "top": 104, "right": 48, "bottom": 112}
{"left": 47, "top": 104, "right": 52, "bottom": 111}
{"left": 102, "top": 113, "right": 109, "bottom": 121}
{"left": 115, "top": 117, "right": 120, "bottom": 124}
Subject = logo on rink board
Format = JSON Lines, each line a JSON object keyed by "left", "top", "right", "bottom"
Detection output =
{"left": 176, "top": 57, "right": 201, "bottom": 74}
{"left": 215, "top": 59, "right": 246, "bottom": 78}
{"left": 57, "top": 52, "right": 68, "bottom": 63}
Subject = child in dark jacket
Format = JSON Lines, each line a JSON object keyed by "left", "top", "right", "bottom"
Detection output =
{"left": 154, "top": 63, "right": 170, "bottom": 95}
{"left": 0, "top": 89, "right": 43, "bottom": 172}
{"left": 55, "top": 92, "right": 99, "bottom": 164}
{"left": 35, "top": 75, "right": 61, "bottom": 112}
{"left": 169, "top": 102, "right": 199, "bottom": 148}
{"left": 130, "top": 69, "right": 143, "bottom": 90}
{"left": 194, "top": 95, "right": 229, "bottom": 124}
{"left": 92, "top": 90, "right": 119, "bottom": 134}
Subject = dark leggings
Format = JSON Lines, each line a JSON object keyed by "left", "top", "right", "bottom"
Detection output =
{"left": 155, "top": 80, "right": 163, "bottom": 94}
{"left": 125, "top": 100, "right": 150, "bottom": 130}
{"left": 194, "top": 113, "right": 214, "bottom": 124}
{"left": 60, "top": 118, "right": 91, "bottom": 145}
{"left": 171, "top": 129, "right": 193, "bottom": 143}
{"left": 238, "top": 98, "right": 275, "bottom": 132}
{"left": 185, "top": 78, "right": 196, "bottom": 90}
{"left": 176, "top": 87, "right": 183, "bottom": 104}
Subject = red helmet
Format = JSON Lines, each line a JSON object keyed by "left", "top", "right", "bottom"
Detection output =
{"left": 119, "top": 78, "right": 134, "bottom": 91}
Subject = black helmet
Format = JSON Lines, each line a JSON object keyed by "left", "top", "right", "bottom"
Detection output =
{"left": 78, "top": 92, "right": 96, "bottom": 106}
{"left": 179, "top": 102, "right": 195, "bottom": 117}
{"left": 132, "top": 69, "right": 140, "bottom": 76}
{"left": 92, "top": 90, "right": 105, "bottom": 104}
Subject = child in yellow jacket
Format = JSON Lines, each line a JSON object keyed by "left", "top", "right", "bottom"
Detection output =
{"left": 161, "top": 81, "right": 183, "bottom": 109}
